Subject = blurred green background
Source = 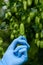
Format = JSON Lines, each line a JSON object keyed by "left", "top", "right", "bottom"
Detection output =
{"left": 0, "top": 0, "right": 43, "bottom": 65}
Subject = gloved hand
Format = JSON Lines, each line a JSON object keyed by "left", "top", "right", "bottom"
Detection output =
{"left": 1, "top": 36, "right": 30, "bottom": 65}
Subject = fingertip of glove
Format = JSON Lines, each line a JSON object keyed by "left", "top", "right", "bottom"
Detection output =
{"left": 18, "top": 36, "right": 27, "bottom": 41}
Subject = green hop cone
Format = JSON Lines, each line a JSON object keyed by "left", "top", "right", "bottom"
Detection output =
{"left": 35, "top": 16, "right": 40, "bottom": 24}
{"left": 5, "top": 11, "right": 11, "bottom": 19}
{"left": 37, "top": 40, "right": 40, "bottom": 47}
{"left": 10, "top": 33, "right": 14, "bottom": 39}
{"left": 20, "top": 23, "right": 26, "bottom": 37}
{"left": 35, "top": 33, "right": 39, "bottom": 39}
{"left": 27, "top": 16, "right": 31, "bottom": 23}
{"left": 41, "top": 12, "right": 43, "bottom": 19}
{"left": 23, "top": 0, "right": 27, "bottom": 10}
{"left": 27, "top": 0, "right": 32, "bottom": 6}
{"left": 11, "top": 3, "right": 17, "bottom": 13}
{"left": 40, "top": 30, "right": 43, "bottom": 38}
{"left": 40, "top": 40, "right": 43, "bottom": 48}
{"left": 34, "top": 0, "right": 38, "bottom": 5}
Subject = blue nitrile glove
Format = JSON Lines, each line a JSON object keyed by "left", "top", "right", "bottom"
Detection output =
{"left": 0, "top": 36, "right": 30, "bottom": 65}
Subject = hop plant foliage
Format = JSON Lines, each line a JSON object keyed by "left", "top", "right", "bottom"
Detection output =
{"left": 0, "top": 0, "right": 43, "bottom": 65}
